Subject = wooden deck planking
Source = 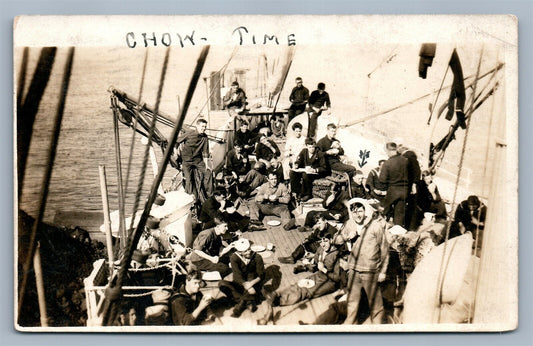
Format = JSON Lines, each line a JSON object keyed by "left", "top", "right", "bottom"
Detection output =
{"left": 201, "top": 212, "right": 340, "bottom": 326}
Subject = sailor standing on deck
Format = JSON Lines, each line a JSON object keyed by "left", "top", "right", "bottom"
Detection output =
{"left": 379, "top": 142, "right": 409, "bottom": 227}
{"left": 176, "top": 118, "right": 213, "bottom": 204}
{"left": 343, "top": 199, "right": 389, "bottom": 325}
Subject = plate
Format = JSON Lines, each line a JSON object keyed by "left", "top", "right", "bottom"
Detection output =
{"left": 226, "top": 206, "right": 236, "bottom": 214}
{"left": 251, "top": 245, "right": 266, "bottom": 252}
{"left": 389, "top": 225, "right": 408, "bottom": 235}
{"left": 297, "top": 279, "right": 316, "bottom": 289}
{"left": 267, "top": 220, "right": 281, "bottom": 226}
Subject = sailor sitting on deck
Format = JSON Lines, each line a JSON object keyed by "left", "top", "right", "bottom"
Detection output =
{"left": 282, "top": 122, "right": 306, "bottom": 179}
{"left": 170, "top": 270, "right": 214, "bottom": 326}
{"left": 270, "top": 113, "right": 286, "bottom": 138}
{"left": 267, "top": 156, "right": 284, "bottom": 182}
{"left": 238, "top": 161, "right": 268, "bottom": 198}
{"left": 350, "top": 170, "right": 371, "bottom": 200}
{"left": 289, "top": 137, "right": 328, "bottom": 202}
{"left": 259, "top": 234, "right": 345, "bottom": 325}
{"left": 255, "top": 135, "right": 281, "bottom": 169}
{"left": 198, "top": 189, "right": 248, "bottom": 234}
{"left": 278, "top": 214, "right": 338, "bottom": 264}
{"left": 249, "top": 172, "right": 296, "bottom": 231}
{"left": 189, "top": 222, "right": 234, "bottom": 278}
{"left": 223, "top": 81, "right": 247, "bottom": 119}
{"left": 234, "top": 120, "right": 255, "bottom": 156}
{"left": 225, "top": 141, "right": 251, "bottom": 179}
{"left": 316, "top": 123, "right": 356, "bottom": 177}
{"left": 218, "top": 238, "right": 266, "bottom": 318}
{"left": 301, "top": 183, "right": 350, "bottom": 230}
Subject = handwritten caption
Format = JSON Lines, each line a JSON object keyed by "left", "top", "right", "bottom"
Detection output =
{"left": 126, "top": 26, "right": 296, "bottom": 48}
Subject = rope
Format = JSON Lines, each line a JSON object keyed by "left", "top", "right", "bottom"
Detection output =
{"left": 124, "top": 50, "right": 149, "bottom": 199}
{"left": 128, "top": 48, "right": 171, "bottom": 234}
{"left": 339, "top": 63, "right": 504, "bottom": 129}
{"left": 435, "top": 48, "right": 483, "bottom": 323}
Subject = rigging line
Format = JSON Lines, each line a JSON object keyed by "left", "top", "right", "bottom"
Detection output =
{"left": 435, "top": 48, "right": 484, "bottom": 324}
{"left": 128, "top": 48, "right": 171, "bottom": 236}
{"left": 367, "top": 45, "right": 398, "bottom": 78}
{"left": 103, "top": 46, "right": 210, "bottom": 326}
{"left": 190, "top": 45, "right": 240, "bottom": 124}
{"left": 470, "top": 50, "right": 500, "bottom": 323}
{"left": 339, "top": 62, "right": 504, "bottom": 128}
{"left": 124, "top": 50, "right": 150, "bottom": 206}
{"left": 428, "top": 81, "right": 501, "bottom": 173}
{"left": 426, "top": 64, "right": 450, "bottom": 125}
{"left": 17, "top": 47, "right": 75, "bottom": 321}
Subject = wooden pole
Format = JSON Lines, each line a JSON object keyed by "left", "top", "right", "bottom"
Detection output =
{"left": 33, "top": 243, "right": 48, "bottom": 327}
{"left": 112, "top": 107, "right": 128, "bottom": 250}
{"left": 98, "top": 165, "right": 115, "bottom": 276}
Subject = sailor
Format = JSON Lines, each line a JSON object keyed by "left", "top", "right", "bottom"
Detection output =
{"left": 398, "top": 144, "right": 422, "bottom": 231}
{"left": 248, "top": 172, "right": 296, "bottom": 231}
{"left": 343, "top": 199, "right": 389, "bottom": 325}
{"left": 234, "top": 120, "right": 255, "bottom": 156}
{"left": 416, "top": 170, "right": 447, "bottom": 222}
{"left": 238, "top": 161, "right": 268, "bottom": 198}
{"left": 218, "top": 238, "right": 265, "bottom": 317}
{"left": 282, "top": 122, "right": 306, "bottom": 179}
{"left": 379, "top": 142, "right": 409, "bottom": 227}
{"left": 366, "top": 159, "right": 388, "bottom": 202}
{"left": 316, "top": 123, "right": 356, "bottom": 177}
{"left": 350, "top": 170, "right": 371, "bottom": 199}
{"left": 302, "top": 183, "right": 350, "bottom": 229}
{"left": 189, "top": 222, "right": 234, "bottom": 278}
{"left": 278, "top": 214, "right": 338, "bottom": 264}
{"left": 225, "top": 141, "right": 250, "bottom": 179}
{"left": 270, "top": 113, "right": 286, "bottom": 138}
{"left": 223, "top": 81, "right": 247, "bottom": 119}
{"left": 255, "top": 135, "right": 281, "bottom": 169}
{"left": 170, "top": 270, "right": 214, "bottom": 325}
{"left": 449, "top": 195, "right": 487, "bottom": 240}
{"left": 176, "top": 118, "right": 213, "bottom": 204}
{"left": 307, "top": 82, "right": 331, "bottom": 138}
{"left": 287, "top": 77, "right": 310, "bottom": 123}
{"left": 289, "top": 137, "right": 328, "bottom": 202}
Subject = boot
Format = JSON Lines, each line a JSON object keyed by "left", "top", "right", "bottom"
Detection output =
{"left": 231, "top": 300, "right": 246, "bottom": 318}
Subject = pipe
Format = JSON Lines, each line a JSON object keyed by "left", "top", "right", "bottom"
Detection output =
{"left": 33, "top": 243, "right": 48, "bottom": 327}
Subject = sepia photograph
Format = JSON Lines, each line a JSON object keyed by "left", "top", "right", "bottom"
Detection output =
{"left": 14, "top": 15, "right": 518, "bottom": 332}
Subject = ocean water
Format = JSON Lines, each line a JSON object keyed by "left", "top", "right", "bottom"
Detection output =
{"left": 16, "top": 44, "right": 506, "bottom": 227}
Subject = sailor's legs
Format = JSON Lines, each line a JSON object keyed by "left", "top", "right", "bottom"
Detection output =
{"left": 383, "top": 186, "right": 408, "bottom": 226}
{"left": 344, "top": 271, "right": 384, "bottom": 324}
{"left": 307, "top": 110, "right": 322, "bottom": 138}
{"left": 250, "top": 203, "right": 294, "bottom": 230}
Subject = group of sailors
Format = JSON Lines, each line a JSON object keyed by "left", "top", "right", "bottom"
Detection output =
{"left": 133, "top": 77, "right": 488, "bottom": 326}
